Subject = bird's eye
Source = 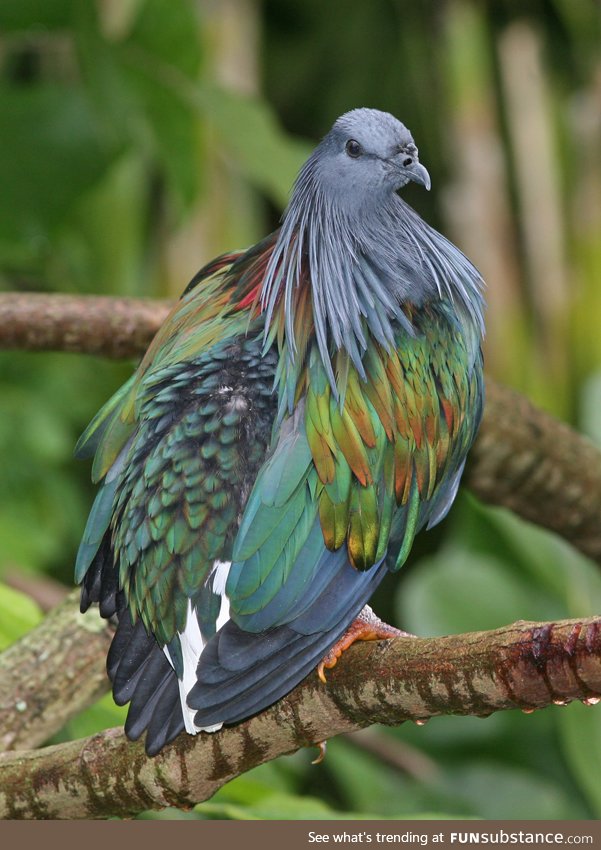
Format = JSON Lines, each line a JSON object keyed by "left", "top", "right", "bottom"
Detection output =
{"left": 345, "top": 139, "right": 362, "bottom": 158}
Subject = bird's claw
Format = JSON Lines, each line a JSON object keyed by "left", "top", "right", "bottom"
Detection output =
{"left": 317, "top": 606, "right": 408, "bottom": 684}
{"left": 311, "top": 741, "right": 327, "bottom": 765}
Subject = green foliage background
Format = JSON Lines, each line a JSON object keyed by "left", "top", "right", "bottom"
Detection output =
{"left": 1, "top": 0, "right": 600, "bottom": 820}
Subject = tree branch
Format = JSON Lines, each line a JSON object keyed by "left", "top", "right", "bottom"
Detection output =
{"left": 467, "top": 381, "right": 601, "bottom": 564}
{"left": 0, "top": 292, "right": 170, "bottom": 360}
{"left": 2, "top": 291, "right": 601, "bottom": 564}
{"left": 0, "top": 616, "right": 599, "bottom": 819}
{"left": 0, "top": 591, "right": 113, "bottom": 752}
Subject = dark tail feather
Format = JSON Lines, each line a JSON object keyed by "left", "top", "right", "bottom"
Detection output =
{"left": 191, "top": 625, "right": 332, "bottom": 726}
{"left": 190, "top": 559, "right": 387, "bottom": 727}
{"left": 79, "top": 531, "right": 120, "bottom": 618}
{"left": 79, "top": 534, "right": 185, "bottom": 755}
{"left": 107, "top": 608, "right": 185, "bottom": 755}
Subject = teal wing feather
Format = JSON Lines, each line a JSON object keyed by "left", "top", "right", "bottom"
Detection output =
{"left": 74, "top": 259, "right": 239, "bottom": 585}
{"left": 226, "top": 406, "right": 325, "bottom": 632}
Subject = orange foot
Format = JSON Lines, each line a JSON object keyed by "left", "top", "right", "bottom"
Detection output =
{"left": 317, "top": 605, "right": 410, "bottom": 684}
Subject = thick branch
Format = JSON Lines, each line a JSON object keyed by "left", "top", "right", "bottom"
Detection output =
{"left": 2, "top": 291, "right": 601, "bottom": 563}
{"left": 465, "top": 381, "right": 601, "bottom": 563}
{"left": 0, "top": 591, "right": 113, "bottom": 751}
{"left": 0, "top": 616, "right": 599, "bottom": 819}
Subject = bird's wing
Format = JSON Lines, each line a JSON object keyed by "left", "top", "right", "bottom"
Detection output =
{"left": 74, "top": 235, "right": 282, "bottom": 753}
{"left": 74, "top": 235, "right": 277, "bottom": 595}
{"left": 226, "top": 300, "right": 483, "bottom": 635}
{"left": 109, "top": 337, "right": 278, "bottom": 647}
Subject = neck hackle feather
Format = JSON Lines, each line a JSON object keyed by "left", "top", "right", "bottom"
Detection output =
{"left": 260, "top": 146, "right": 485, "bottom": 412}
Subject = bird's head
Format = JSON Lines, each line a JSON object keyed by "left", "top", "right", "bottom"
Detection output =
{"left": 264, "top": 108, "right": 483, "bottom": 399}
{"left": 305, "top": 108, "right": 430, "bottom": 209}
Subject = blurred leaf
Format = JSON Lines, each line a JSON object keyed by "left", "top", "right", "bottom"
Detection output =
{"left": 198, "top": 794, "right": 348, "bottom": 820}
{"left": 0, "top": 352, "right": 130, "bottom": 580}
{"left": 55, "top": 154, "right": 151, "bottom": 297}
{"left": 126, "top": 0, "right": 200, "bottom": 78}
{"left": 398, "top": 545, "right": 559, "bottom": 637}
{"left": 74, "top": 0, "right": 203, "bottom": 214}
{"left": 96, "top": 0, "right": 145, "bottom": 42}
{"left": 447, "top": 762, "right": 583, "bottom": 819}
{"left": 558, "top": 703, "right": 601, "bottom": 816}
{"left": 60, "top": 692, "right": 128, "bottom": 741}
{"left": 399, "top": 709, "right": 525, "bottom": 754}
{"left": 121, "top": 65, "right": 201, "bottom": 211}
{"left": 469, "top": 500, "right": 601, "bottom": 622}
{"left": 205, "top": 756, "right": 378, "bottom": 819}
{"left": 0, "top": 85, "right": 121, "bottom": 256}
{"left": 324, "top": 737, "right": 416, "bottom": 816}
{"left": 549, "top": 0, "right": 601, "bottom": 59}
{"left": 559, "top": 544, "right": 601, "bottom": 620}
{"left": 471, "top": 502, "right": 573, "bottom": 602}
{"left": 0, "top": 582, "right": 42, "bottom": 650}
{"left": 199, "top": 792, "right": 455, "bottom": 821}
{"left": 211, "top": 761, "right": 298, "bottom": 806}
{"left": 206, "top": 87, "right": 311, "bottom": 208}
{"left": 0, "top": 0, "right": 74, "bottom": 31}
{"left": 579, "top": 371, "right": 601, "bottom": 448}
{"left": 74, "top": 5, "right": 143, "bottom": 144}
{"left": 206, "top": 753, "right": 461, "bottom": 819}
{"left": 116, "top": 0, "right": 203, "bottom": 211}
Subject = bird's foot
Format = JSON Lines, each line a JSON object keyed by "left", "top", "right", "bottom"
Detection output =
{"left": 317, "top": 605, "right": 410, "bottom": 684}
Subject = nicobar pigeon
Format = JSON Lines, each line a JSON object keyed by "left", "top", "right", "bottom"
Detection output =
{"left": 75, "top": 108, "right": 485, "bottom": 756}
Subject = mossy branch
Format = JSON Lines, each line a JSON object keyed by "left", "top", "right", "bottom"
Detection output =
{"left": 0, "top": 614, "right": 600, "bottom": 819}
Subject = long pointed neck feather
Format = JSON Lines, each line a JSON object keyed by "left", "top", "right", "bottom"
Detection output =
{"left": 260, "top": 156, "right": 485, "bottom": 410}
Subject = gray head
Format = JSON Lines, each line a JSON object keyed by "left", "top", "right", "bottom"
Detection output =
{"left": 262, "top": 108, "right": 483, "bottom": 403}
{"left": 312, "top": 108, "right": 431, "bottom": 206}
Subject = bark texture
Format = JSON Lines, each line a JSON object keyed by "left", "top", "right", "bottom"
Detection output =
{"left": 0, "top": 591, "right": 113, "bottom": 752}
{"left": 468, "top": 381, "right": 601, "bottom": 563}
{"left": 0, "top": 616, "right": 599, "bottom": 819}
{"left": 0, "top": 292, "right": 170, "bottom": 360}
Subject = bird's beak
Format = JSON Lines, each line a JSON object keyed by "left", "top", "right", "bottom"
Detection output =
{"left": 405, "top": 161, "right": 431, "bottom": 191}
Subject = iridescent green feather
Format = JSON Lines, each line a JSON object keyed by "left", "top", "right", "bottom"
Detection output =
{"left": 227, "top": 297, "right": 482, "bottom": 636}
{"left": 299, "top": 301, "right": 483, "bottom": 573}
{"left": 111, "top": 339, "right": 277, "bottom": 645}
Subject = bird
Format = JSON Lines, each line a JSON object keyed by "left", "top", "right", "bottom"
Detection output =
{"left": 75, "top": 108, "right": 485, "bottom": 756}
